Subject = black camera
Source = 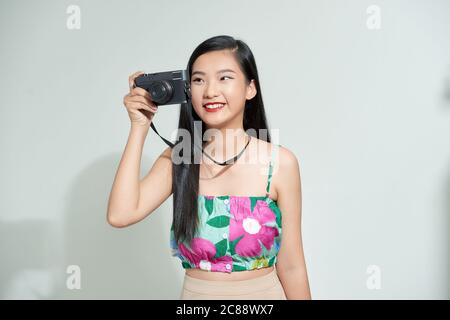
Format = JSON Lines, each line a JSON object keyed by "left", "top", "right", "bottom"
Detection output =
{"left": 133, "top": 69, "right": 191, "bottom": 106}
{"left": 132, "top": 69, "right": 191, "bottom": 148}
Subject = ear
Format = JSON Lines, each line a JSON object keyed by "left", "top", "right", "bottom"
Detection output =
{"left": 246, "top": 79, "right": 257, "bottom": 100}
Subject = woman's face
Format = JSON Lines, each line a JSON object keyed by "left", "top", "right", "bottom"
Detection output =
{"left": 190, "top": 49, "right": 256, "bottom": 129}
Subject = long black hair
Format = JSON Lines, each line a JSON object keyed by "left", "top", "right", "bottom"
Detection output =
{"left": 171, "top": 35, "right": 272, "bottom": 246}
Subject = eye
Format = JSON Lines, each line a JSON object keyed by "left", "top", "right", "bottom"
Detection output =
{"left": 191, "top": 76, "right": 232, "bottom": 83}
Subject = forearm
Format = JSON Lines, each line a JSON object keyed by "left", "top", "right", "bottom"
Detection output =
{"left": 107, "top": 125, "right": 149, "bottom": 225}
{"left": 277, "top": 267, "right": 312, "bottom": 300}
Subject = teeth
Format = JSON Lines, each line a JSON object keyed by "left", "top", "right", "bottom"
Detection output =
{"left": 205, "top": 103, "right": 225, "bottom": 109}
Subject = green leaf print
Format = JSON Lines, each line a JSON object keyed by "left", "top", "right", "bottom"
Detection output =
{"left": 232, "top": 264, "right": 247, "bottom": 271}
{"left": 206, "top": 215, "right": 230, "bottom": 228}
{"left": 182, "top": 261, "right": 191, "bottom": 268}
{"left": 229, "top": 234, "right": 244, "bottom": 256}
{"left": 268, "top": 256, "right": 276, "bottom": 266}
{"left": 250, "top": 197, "right": 266, "bottom": 212}
{"left": 268, "top": 201, "right": 282, "bottom": 227}
{"left": 214, "top": 239, "right": 228, "bottom": 258}
{"left": 205, "top": 198, "right": 214, "bottom": 216}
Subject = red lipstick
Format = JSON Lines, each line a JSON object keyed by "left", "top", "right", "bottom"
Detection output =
{"left": 203, "top": 102, "right": 226, "bottom": 112}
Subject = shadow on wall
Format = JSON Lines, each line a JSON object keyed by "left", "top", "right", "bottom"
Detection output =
{"left": 0, "top": 220, "right": 60, "bottom": 298}
{"left": 0, "top": 153, "right": 180, "bottom": 299}
{"left": 54, "top": 153, "right": 180, "bottom": 299}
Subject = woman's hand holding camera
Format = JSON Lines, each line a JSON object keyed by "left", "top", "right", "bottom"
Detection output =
{"left": 123, "top": 71, "right": 158, "bottom": 129}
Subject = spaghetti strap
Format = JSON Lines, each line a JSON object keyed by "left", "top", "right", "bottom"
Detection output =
{"left": 265, "top": 143, "right": 280, "bottom": 197}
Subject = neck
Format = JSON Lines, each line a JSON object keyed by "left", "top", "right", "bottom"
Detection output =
{"left": 202, "top": 125, "right": 249, "bottom": 161}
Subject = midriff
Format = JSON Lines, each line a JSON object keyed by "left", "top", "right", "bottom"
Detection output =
{"left": 185, "top": 266, "right": 275, "bottom": 281}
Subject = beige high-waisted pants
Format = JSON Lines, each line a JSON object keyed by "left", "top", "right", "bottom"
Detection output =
{"left": 180, "top": 267, "right": 287, "bottom": 300}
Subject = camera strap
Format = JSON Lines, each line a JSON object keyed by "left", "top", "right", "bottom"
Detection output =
{"left": 150, "top": 122, "right": 175, "bottom": 148}
{"left": 149, "top": 82, "right": 191, "bottom": 149}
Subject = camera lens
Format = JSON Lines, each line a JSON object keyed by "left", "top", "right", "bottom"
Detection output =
{"left": 149, "top": 81, "right": 173, "bottom": 104}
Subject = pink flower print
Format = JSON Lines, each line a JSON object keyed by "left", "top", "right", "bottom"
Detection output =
{"left": 229, "top": 197, "right": 279, "bottom": 257}
{"left": 178, "top": 238, "right": 232, "bottom": 272}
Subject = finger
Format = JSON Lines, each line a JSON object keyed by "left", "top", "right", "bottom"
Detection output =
{"left": 128, "top": 70, "right": 144, "bottom": 87}
{"left": 129, "top": 71, "right": 145, "bottom": 92}
{"left": 137, "top": 102, "right": 158, "bottom": 113}
{"left": 128, "top": 95, "right": 157, "bottom": 108}
{"left": 128, "top": 95, "right": 155, "bottom": 107}
{"left": 129, "top": 76, "right": 139, "bottom": 91}
{"left": 130, "top": 87, "right": 153, "bottom": 100}
{"left": 124, "top": 93, "right": 136, "bottom": 106}
{"left": 128, "top": 99, "right": 158, "bottom": 112}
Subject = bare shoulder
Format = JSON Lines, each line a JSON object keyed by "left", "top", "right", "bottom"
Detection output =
{"left": 277, "top": 145, "right": 299, "bottom": 169}
{"left": 161, "top": 146, "right": 173, "bottom": 159}
{"left": 252, "top": 138, "right": 300, "bottom": 198}
{"left": 274, "top": 145, "right": 301, "bottom": 204}
{"left": 252, "top": 137, "right": 299, "bottom": 168}
{"left": 158, "top": 146, "right": 173, "bottom": 176}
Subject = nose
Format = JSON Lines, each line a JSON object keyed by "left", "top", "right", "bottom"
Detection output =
{"left": 204, "top": 80, "right": 220, "bottom": 98}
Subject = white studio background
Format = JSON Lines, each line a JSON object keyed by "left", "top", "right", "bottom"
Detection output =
{"left": 0, "top": 0, "right": 449, "bottom": 299}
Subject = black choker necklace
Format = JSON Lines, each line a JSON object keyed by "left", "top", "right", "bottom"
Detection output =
{"left": 201, "top": 135, "right": 251, "bottom": 166}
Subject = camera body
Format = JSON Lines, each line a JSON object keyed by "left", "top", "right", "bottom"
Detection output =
{"left": 134, "top": 69, "right": 191, "bottom": 106}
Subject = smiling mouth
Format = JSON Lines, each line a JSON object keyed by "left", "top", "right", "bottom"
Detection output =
{"left": 203, "top": 103, "right": 226, "bottom": 109}
{"left": 203, "top": 103, "right": 226, "bottom": 111}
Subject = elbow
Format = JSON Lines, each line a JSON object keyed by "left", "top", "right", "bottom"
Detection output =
{"left": 106, "top": 213, "right": 131, "bottom": 228}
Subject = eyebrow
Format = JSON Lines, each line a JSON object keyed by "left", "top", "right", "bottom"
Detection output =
{"left": 191, "top": 69, "right": 236, "bottom": 76}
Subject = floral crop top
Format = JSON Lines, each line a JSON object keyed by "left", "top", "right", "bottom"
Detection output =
{"left": 170, "top": 143, "right": 282, "bottom": 273}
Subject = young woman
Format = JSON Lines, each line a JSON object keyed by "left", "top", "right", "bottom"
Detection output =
{"left": 107, "top": 35, "right": 311, "bottom": 300}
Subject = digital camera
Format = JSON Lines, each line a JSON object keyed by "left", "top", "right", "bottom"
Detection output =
{"left": 133, "top": 69, "right": 191, "bottom": 106}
